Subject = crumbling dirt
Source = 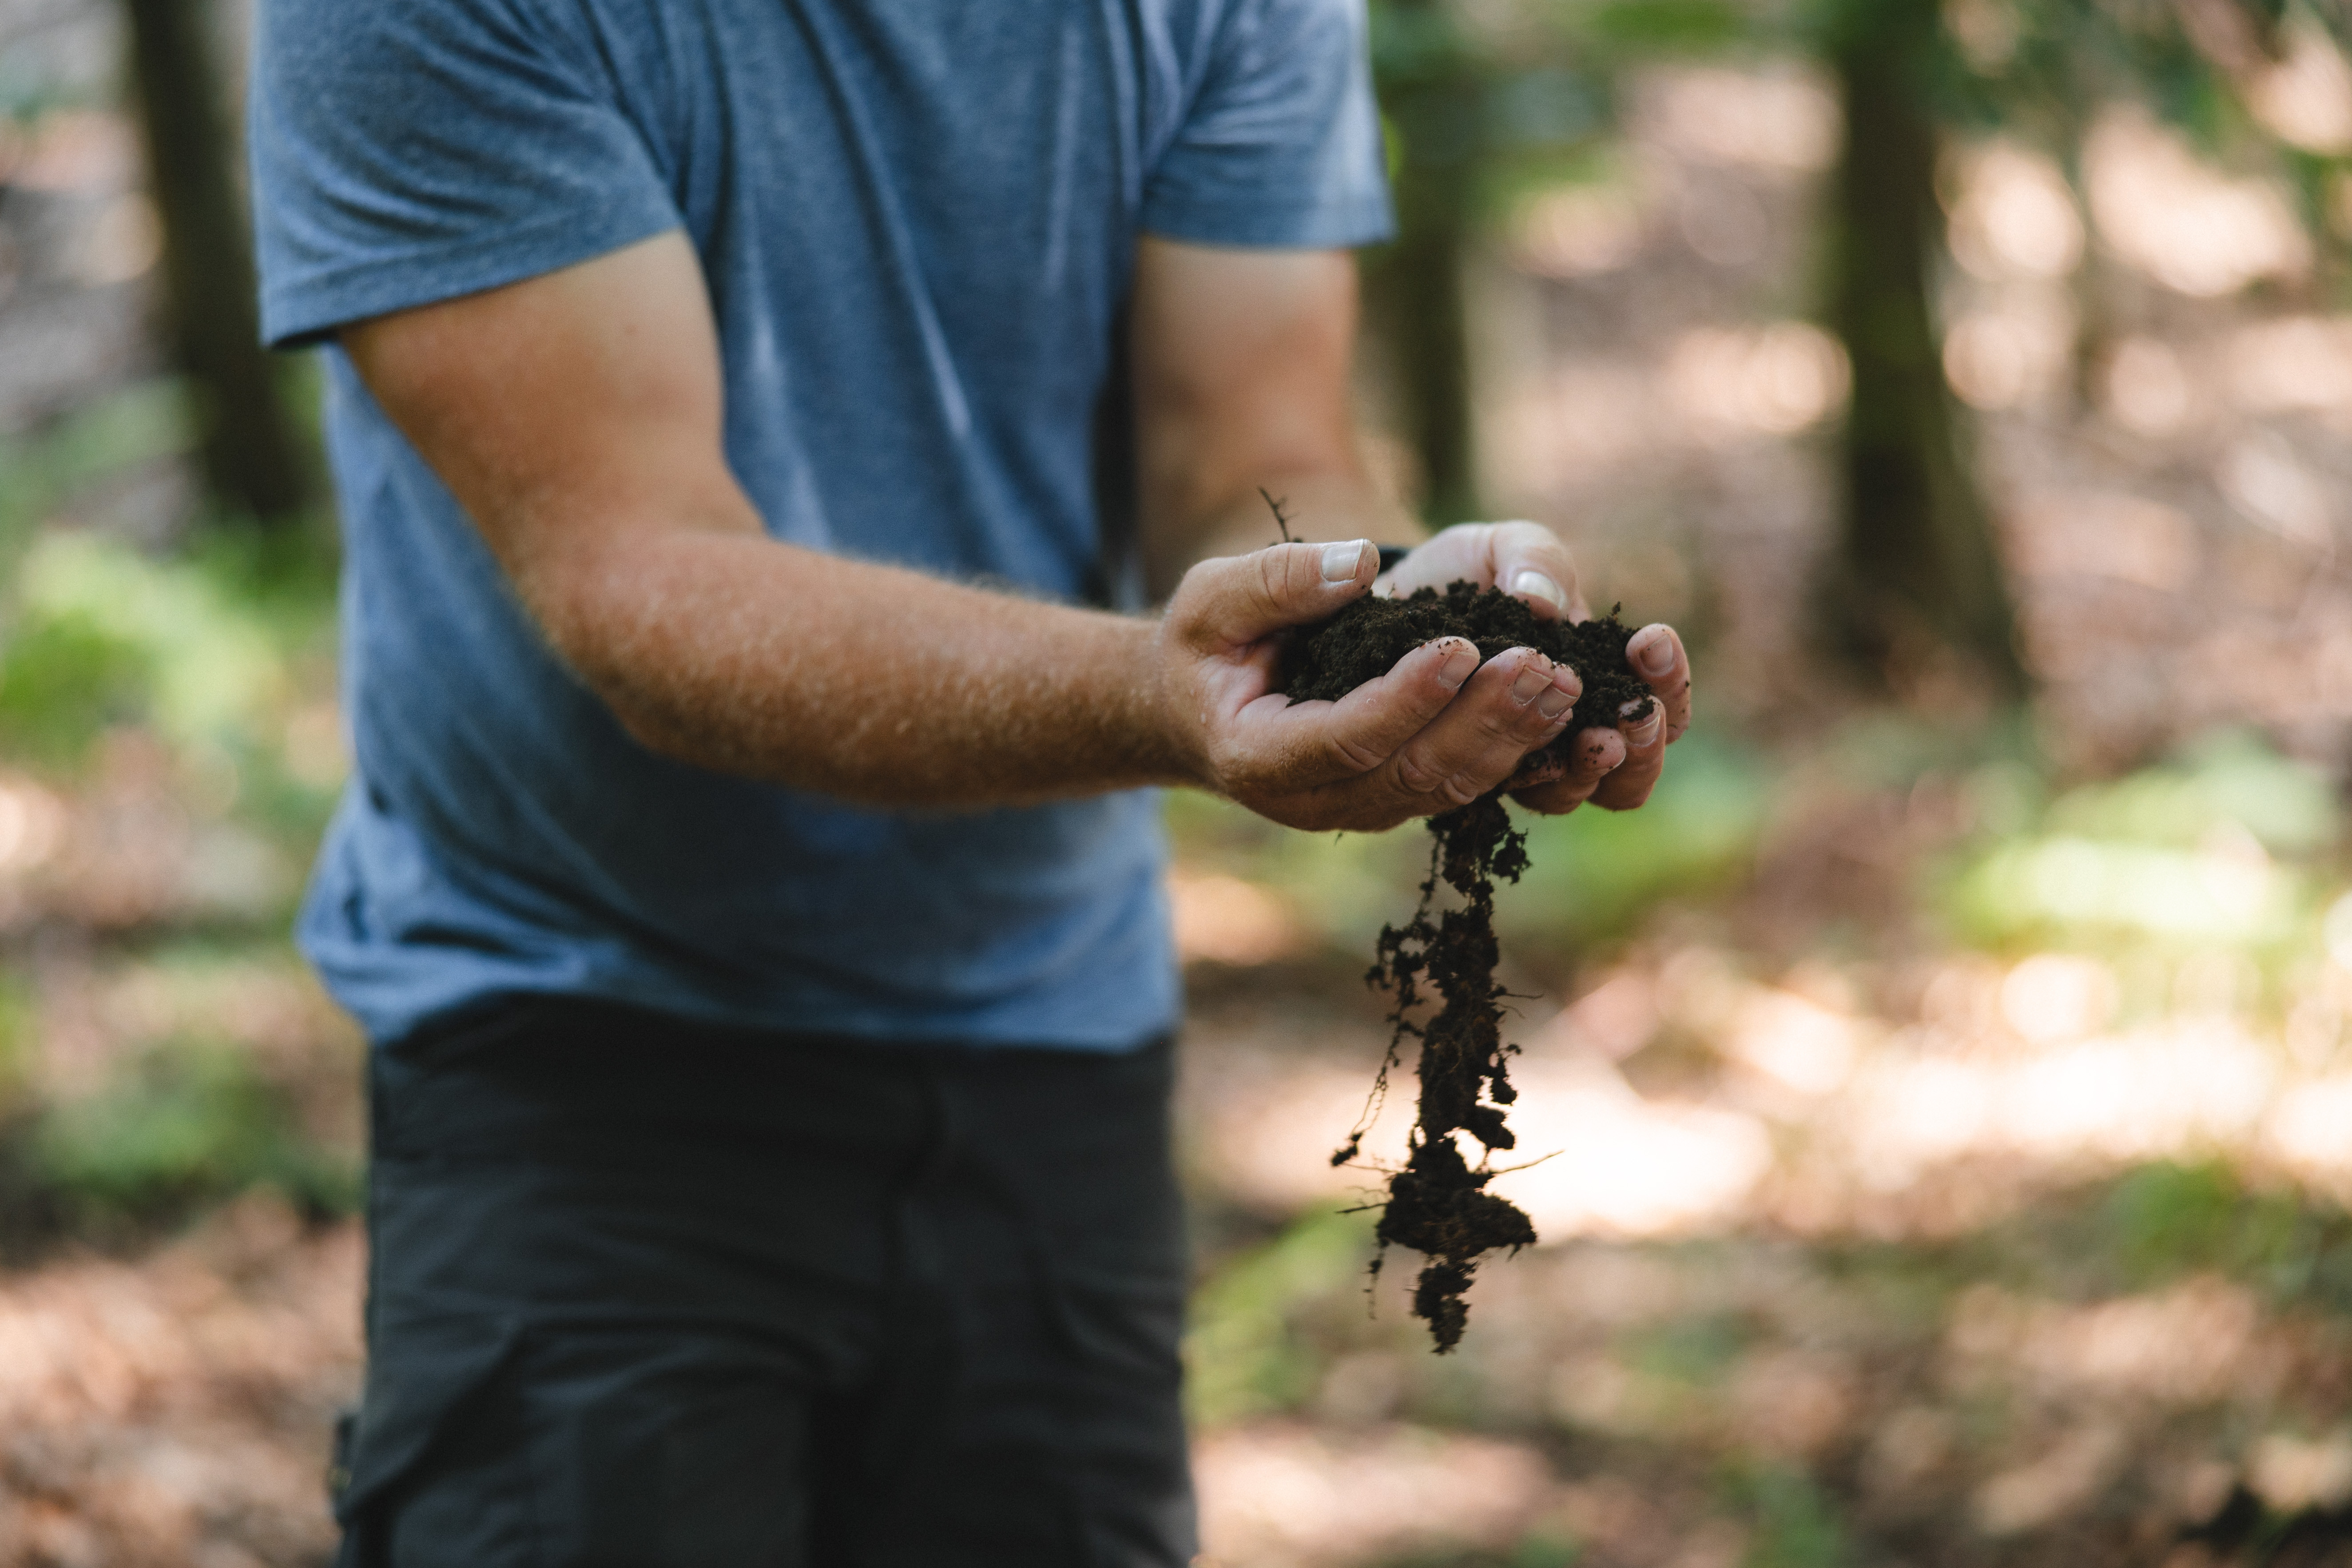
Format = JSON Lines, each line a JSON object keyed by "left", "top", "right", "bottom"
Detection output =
{"left": 1283, "top": 580, "right": 1650, "bottom": 755}
{"left": 1285, "top": 583, "right": 1647, "bottom": 1350}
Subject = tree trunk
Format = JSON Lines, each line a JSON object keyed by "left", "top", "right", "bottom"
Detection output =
{"left": 1375, "top": 167, "right": 1478, "bottom": 527}
{"left": 1822, "top": 4, "right": 2025, "bottom": 695}
{"left": 1365, "top": 0, "right": 1482, "bottom": 528}
{"left": 122, "top": 0, "right": 311, "bottom": 526}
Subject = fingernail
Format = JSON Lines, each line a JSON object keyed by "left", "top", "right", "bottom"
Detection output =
{"left": 1553, "top": 665, "right": 1583, "bottom": 700}
{"left": 1321, "top": 540, "right": 1369, "bottom": 584}
{"left": 1511, "top": 570, "right": 1565, "bottom": 615}
{"left": 1537, "top": 687, "right": 1573, "bottom": 721}
{"left": 1634, "top": 628, "right": 1676, "bottom": 677}
{"left": 1437, "top": 641, "right": 1478, "bottom": 690}
{"left": 1510, "top": 657, "right": 1552, "bottom": 703}
{"left": 1623, "top": 703, "right": 1662, "bottom": 747}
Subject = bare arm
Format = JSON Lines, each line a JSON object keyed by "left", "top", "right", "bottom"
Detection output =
{"left": 344, "top": 232, "right": 1190, "bottom": 807}
{"left": 1129, "top": 237, "right": 1417, "bottom": 586}
{"left": 340, "top": 230, "right": 1580, "bottom": 827}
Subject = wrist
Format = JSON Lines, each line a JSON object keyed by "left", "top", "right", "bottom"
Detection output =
{"left": 1130, "top": 613, "right": 1213, "bottom": 790}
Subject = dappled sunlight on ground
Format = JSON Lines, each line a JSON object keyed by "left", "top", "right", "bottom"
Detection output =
{"left": 3, "top": 11, "right": 2352, "bottom": 1561}
{"left": 1182, "top": 922, "right": 2352, "bottom": 1249}
{"left": 1172, "top": 869, "right": 1310, "bottom": 968}
{"left": 0, "top": 1199, "right": 359, "bottom": 1566}
{"left": 2084, "top": 108, "right": 2310, "bottom": 299}
{"left": 1486, "top": 1056, "right": 1772, "bottom": 1239}
{"left": 1169, "top": 706, "right": 2352, "bottom": 1562}
{"left": 1196, "top": 1424, "right": 1555, "bottom": 1568}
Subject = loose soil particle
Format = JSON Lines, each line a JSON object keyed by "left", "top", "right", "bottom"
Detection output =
{"left": 1283, "top": 582, "right": 1649, "bottom": 1351}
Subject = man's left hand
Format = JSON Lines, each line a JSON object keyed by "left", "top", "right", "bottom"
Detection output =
{"left": 1380, "top": 520, "right": 1692, "bottom": 815}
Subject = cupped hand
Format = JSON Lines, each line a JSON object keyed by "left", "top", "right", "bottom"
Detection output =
{"left": 1155, "top": 539, "right": 1585, "bottom": 832}
{"left": 1379, "top": 518, "right": 1589, "bottom": 621}
{"left": 1505, "top": 622, "right": 1692, "bottom": 815}
{"left": 1381, "top": 520, "right": 1692, "bottom": 817}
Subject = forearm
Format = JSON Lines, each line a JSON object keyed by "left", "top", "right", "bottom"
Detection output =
{"left": 541, "top": 526, "right": 1195, "bottom": 808}
{"left": 340, "top": 234, "right": 1451, "bottom": 815}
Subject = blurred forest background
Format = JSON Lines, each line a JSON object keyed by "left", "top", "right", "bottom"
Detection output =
{"left": 2, "top": 0, "right": 2352, "bottom": 1564}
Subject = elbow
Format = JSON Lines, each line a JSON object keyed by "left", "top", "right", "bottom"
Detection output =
{"left": 508, "top": 560, "right": 717, "bottom": 770}
{"left": 600, "top": 691, "right": 711, "bottom": 768}
{"left": 557, "top": 636, "right": 736, "bottom": 776}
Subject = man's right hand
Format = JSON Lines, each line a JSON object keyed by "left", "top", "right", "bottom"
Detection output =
{"left": 1152, "top": 538, "right": 1585, "bottom": 832}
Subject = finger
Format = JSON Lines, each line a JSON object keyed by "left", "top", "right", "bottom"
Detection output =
{"left": 1312, "top": 635, "right": 1485, "bottom": 778}
{"left": 1624, "top": 623, "right": 1692, "bottom": 742}
{"left": 1482, "top": 520, "right": 1588, "bottom": 623}
{"left": 1220, "top": 635, "right": 1481, "bottom": 790}
{"left": 1501, "top": 752, "right": 1569, "bottom": 793}
{"left": 1378, "top": 646, "right": 1581, "bottom": 810}
{"left": 1589, "top": 695, "right": 1666, "bottom": 811}
{"left": 1377, "top": 522, "right": 1488, "bottom": 599}
{"left": 1509, "top": 776, "right": 1585, "bottom": 814}
{"left": 1175, "top": 539, "right": 1375, "bottom": 651}
{"left": 1381, "top": 521, "right": 1589, "bottom": 622}
{"left": 1514, "top": 723, "right": 1626, "bottom": 815}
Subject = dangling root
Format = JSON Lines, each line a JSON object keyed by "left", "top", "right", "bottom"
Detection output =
{"left": 1339, "top": 796, "right": 1538, "bottom": 1352}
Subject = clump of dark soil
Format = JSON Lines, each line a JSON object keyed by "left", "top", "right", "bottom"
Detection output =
{"left": 1284, "top": 580, "right": 1650, "bottom": 764}
{"left": 1286, "top": 582, "right": 1648, "bottom": 1351}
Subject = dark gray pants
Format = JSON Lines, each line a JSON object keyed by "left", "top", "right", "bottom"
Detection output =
{"left": 333, "top": 997, "right": 1194, "bottom": 1567}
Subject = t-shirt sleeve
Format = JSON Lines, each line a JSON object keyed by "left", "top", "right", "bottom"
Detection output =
{"left": 1141, "top": 0, "right": 1395, "bottom": 249}
{"left": 249, "top": 0, "right": 683, "bottom": 348}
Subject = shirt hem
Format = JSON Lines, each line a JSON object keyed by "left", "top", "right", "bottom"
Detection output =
{"left": 1138, "top": 192, "right": 1395, "bottom": 250}
{"left": 361, "top": 978, "right": 1180, "bottom": 1057}
{"left": 261, "top": 208, "right": 684, "bottom": 349}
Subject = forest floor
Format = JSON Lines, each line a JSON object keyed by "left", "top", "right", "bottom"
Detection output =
{"left": 4, "top": 19, "right": 2352, "bottom": 1567}
{"left": 3, "top": 732, "right": 2351, "bottom": 1568}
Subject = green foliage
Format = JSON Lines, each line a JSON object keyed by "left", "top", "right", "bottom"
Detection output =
{"left": 0, "top": 39, "right": 112, "bottom": 121}
{"left": 1368, "top": 0, "right": 1612, "bottom": 219}
{"left": 2093, "top": 1160, "right": 2352, "bottom": 1308}
{"left": 0, "top": 382, "right": 197, "bottom": 559}
{"left": 1502, "top": 730, "right": 1770, "bottom": 948}
{"left": 1584, "top": 0, "right": 1752, "bottom": 53}
{"left": 8, "top": 533, "right": 290, "bottom": 750}
{"left": 27, "top": 1038, "right": 356, "bottom": 1223}
{"left": 1165, "top": 788, "right": 1431, "bottom": 950}
{"left": 1167, "top": 727, "right": 1770, "bottom": 956}
{"left": 1626, "top": 1310, "right": 1749, "bottom": 1386}
{"left": 1187, "top": 1205, "right": 1379, "bottom": 1427}
{"left": 1732, "top": 1465, "right": 1848, "bottom": 1568}
{"left": 0, "top": 528, "right": 342, "bottom": 855}
{"left": 1506, "top": 1536, "right": 1586, "bottom": 1568}
{"left": 0, "top": 610, "right": 153, "bottom": 768}
{"left": 0, "top": 977, "right": 35, "bottom": 1115}
{"left": 1374, "top": 1533, "right": 1585, "bottom": 1568}
{"left": 2044, "top": 733, "right": 2337, "bottom": 858}
{"left": 2106, "top": 1159, "right": 2299, "bottom": 1283}
{"left": 1939, "top": 733, "right": 2339, "bottom": 958}
{"left": 1953, "top": 838, "right": 2302, "bottom": 947}
{"left": 1368, "top": 0, "right": 2338, "bottom": 268}
{"left": 1920, "top": 0, "right": 2309, "bottom": 159}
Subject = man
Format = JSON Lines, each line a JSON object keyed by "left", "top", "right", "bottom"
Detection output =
{"left": 250, "top": 0, "right": 1692, "bottom": 1562}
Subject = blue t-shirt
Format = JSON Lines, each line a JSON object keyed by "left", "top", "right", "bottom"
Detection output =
{"left": 249, "top": 0, "right": 1393, "bottom": 1049}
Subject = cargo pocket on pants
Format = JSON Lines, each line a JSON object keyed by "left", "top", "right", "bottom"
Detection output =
{"left": 333, "top": 1312, "right": 529, "bottom": 1568}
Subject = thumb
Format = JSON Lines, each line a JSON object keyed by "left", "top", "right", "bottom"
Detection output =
{"left": 1482, "top": 520, "right": 1587, "bottom": 623}
{"left": 1174, "top": 539, "right": 1375, "bottom": 650}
